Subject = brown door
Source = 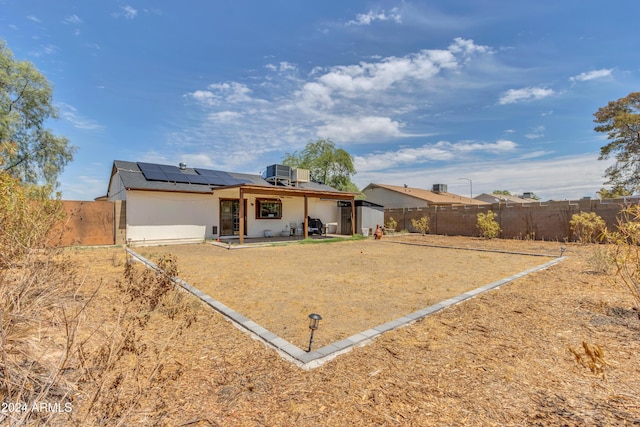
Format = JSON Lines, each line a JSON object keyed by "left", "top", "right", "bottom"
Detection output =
{"left": 220, "top": 199, "right": 247, "bottom": 236}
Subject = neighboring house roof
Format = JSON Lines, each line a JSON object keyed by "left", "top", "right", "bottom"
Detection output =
{"left": 363, "top": 183, "right": 489, "bottom": 206}
{"left": 108, "top": 160, "right": 351, "bottom": 196}
{"left": 474, "top": 193, "right": 537, "bottom": 204}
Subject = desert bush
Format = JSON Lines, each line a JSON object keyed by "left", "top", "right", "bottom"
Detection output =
{"left": 587, "top": 246, "right": 613, "bottom": 274}
{"left": 607, "top": 204, "right": 640, "bottom": 321}
{"left": 411, "top": 216, "right": 430, "bottom": 235}
{"left": 569, "top": 211, "right": 607, "bottom": 243}
{"left": 0, "top": 253, "right": 80, "bottom": 425}
{"left": 0, "top": 172, "right": 197, "bottom": 425}
{"left": 385, "top": 216, "right": 398, "bottom": 232}
{"left": 0, "top": 172, "right": 65, "bottom": 267}
{"left": 74, "top": 253, "right": 197, "bottom": 425}
{"left": 477, "top": 210, "right": 501, "bottom": 239}
{"left": 0, "top": 173, "right": 78, "bottom": 425}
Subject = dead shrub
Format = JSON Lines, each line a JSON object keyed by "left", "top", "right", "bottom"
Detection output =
{"left": 0, "top": 174, "right": 197, "bottom": 425}
{"left": 568, "top": 341, "right": 610, "bottom": 378}
{"left": 607, "top": 204, "right": 640, "bottom": 321}
{"left": 74, "top": 253, "right": 197, "bottom": 426}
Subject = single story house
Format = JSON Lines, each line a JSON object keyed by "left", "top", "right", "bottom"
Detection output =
{"left": 474, "top": 193, "right": 537, "bottom": 204}
{"left": 107, "top": 160, "right": 357, "bottom": 245}
{"left": 361, "top": 183, "right": 490, "bottom": 209}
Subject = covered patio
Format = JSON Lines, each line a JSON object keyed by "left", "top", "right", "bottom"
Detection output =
{"left": 232, "top": 184, "right": 357, "bottom": 244}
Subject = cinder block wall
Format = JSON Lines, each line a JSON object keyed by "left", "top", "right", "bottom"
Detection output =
{"left": 385, "top": 199, "right": 636, "bottom": 241}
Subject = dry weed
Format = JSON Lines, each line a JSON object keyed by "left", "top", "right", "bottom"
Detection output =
{"left": 568, "top": 341, "right": 610, "bottom": 378}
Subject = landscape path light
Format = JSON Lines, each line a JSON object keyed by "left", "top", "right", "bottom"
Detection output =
{"left": 307, "top": 313, "right": 322, "bottom": 352}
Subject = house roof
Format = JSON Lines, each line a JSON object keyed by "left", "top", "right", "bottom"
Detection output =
{"left": 363, "top": 183, "right": 490, "bottom": 206}
{"left": 474, "top": 193, "right": 537, "bottom": 203}
{"left": 109, "top": 160, "right": 355, "bottom": 197}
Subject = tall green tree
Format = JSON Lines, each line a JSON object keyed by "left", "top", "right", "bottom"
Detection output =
{"left": 0, "top": 40, "right": 74, "bottom": 186}
{"left": 594, "top": 91, "right": 640, "bottom": 194}
{"left": 282, "top": 139, "right": 359, "bottom": 192}
{"left": 597, "top": 185, "right": 632, "bottom": 199}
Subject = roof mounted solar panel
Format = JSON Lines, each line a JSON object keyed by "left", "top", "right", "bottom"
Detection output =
{"left": 164, "top": 172, "right": 190, "bottom": 183}
{"left": 141, "top": 170, "right": 167, "bottom": 181}
{"left": 159, "top": 165, "right": 181, "bottom": 173}
{"left": 137, "top": 162, "right": 162, "bottom": 171}
{"left": 186, "top": 174, "right": 210, "bottom": 185}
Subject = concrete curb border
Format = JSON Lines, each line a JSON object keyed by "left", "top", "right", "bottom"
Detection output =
{"left": 126, "top": 248, "right": 566, "bottom": 370}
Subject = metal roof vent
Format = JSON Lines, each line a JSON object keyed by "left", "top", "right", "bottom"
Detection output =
{"left": 179, "top": 162, "right": 187, "bottom": 170}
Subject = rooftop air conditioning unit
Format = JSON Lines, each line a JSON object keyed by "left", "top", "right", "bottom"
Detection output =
{"left": 432, "top": 184, "right": 448, "bottom": 193}
{"left": 264, "top": 164, "right": 291, "bottom": 185}
{"left": 291, "top": 168, "right": 310, "bottom": 183}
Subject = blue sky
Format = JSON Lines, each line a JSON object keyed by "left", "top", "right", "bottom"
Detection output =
{"left": 2, "top": 1, "right": 639, "bottom": 200}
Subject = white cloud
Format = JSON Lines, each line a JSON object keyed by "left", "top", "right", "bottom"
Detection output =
{"left": 266, "top": 62, "right": 297, "bottom": 73}
{"left": 317, "top": 116, "right": 405, "bottom": 141}
{"left": 570, "top": 68, "right": 613, "bottom": 82}
{"left": 122, "top": 5, "right": 138, "bottom": 19}
{"left": 64, "top": 14, "right": 83, "bottom": 24}
{"left": 30, "top": 44, "right": 58, "bottom": 57}
{"left": 498, "top": 87, "right": 554, "bottom": 105}
{"left": 448, "top": 37, "right": 494, "bottom": 57}
{"left": 525, "top": 125, "right": 545, "bottom": 139}
{"left": 295, "top": 39, "right": 488, "bottom": 111}
{"left": 354, "top": 153, "right": 611, "bottom": 201}
{"left": 188, "top": 82, "right": 262, "bottom": 106}
{"left": 354, "top": 139, "right": 517, "bottom": 172}
{"left": 346, "top": 8, "right": 402, "bottom": 26}
{"left": 207, "top": 111, "right": 243, "bottom": 123}
{"left": 26, "top": 15, "right": 41, "bottom": 23}
{"left": 57, "top": 103, "right": 103, "bottom": 130}
{"left": 112, "top": 5, "right": 138, "bottom": 20}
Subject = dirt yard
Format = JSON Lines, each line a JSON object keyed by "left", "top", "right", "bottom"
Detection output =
{"left": 62, "top": 235, "right": 639, "bottom": 426}
{"left": 137, "top": 237, "right": 557, "bottom": 350}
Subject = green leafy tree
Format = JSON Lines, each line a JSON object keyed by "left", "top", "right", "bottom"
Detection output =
{"left": 282, "top": 139, "right": 358, "bottom": 192}
{"left": 594, "top": 92, "right": 640, "bottom": 193}
{"left": 492, "top": 190, "right": 512, "bottom": 196}
{"left": 597, "top": 185, "right": 633, "bottom": 199}
{"left": 0, "top": 40, "right": 75, "bottom": 186}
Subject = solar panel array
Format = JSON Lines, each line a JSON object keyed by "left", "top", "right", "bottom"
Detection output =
{"left": 137, "top": 162, "right": 246, "bottom": 186}
{"left": 194, "top": 168, "right": 246, "bottom": 186}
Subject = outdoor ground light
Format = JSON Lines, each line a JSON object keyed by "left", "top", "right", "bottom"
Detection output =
{"left": 307, "top": 313, "right": 322, "bottom": 352}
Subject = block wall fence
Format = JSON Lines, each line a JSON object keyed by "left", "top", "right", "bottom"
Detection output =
{"left": 52, "top": 198, "right": 639, "bottom": 246}
{"left": 384, "top": 198, "right": 639, "bottom": 241}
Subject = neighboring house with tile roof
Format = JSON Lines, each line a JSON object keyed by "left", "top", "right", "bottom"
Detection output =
{"left": 107, "top": 160, "right": 357, "bottom": 245}
{"left": 474, "top": 193, "right": 538, "bottom": 204}
{"left": 361, "top": 183, "right": 490, "bottom": 209}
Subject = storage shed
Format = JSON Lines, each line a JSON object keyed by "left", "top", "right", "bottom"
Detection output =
{"left": 338, "top": 200, "right": 384, "bottom": 236}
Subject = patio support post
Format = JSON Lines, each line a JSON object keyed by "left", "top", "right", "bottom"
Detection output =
{"left": 303, "top": 195, "right": 308, "bottom": 238}
{"left": 239, "top": 188, "right": 245, "bottom": 244}
{"left": 350, "top": 198, "right": 355, "bottom": 236}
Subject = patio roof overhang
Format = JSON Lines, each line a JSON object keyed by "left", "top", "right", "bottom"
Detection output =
{"left": 228, "top": 184, "right": 358, "bottom": 243}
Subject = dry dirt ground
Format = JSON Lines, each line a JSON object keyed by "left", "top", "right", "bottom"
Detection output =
{"left": 64, "top": 235, "right": 639, "bottom": 426}
{"left": 137, "top": 237, "right": 558, "bottom": 350}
